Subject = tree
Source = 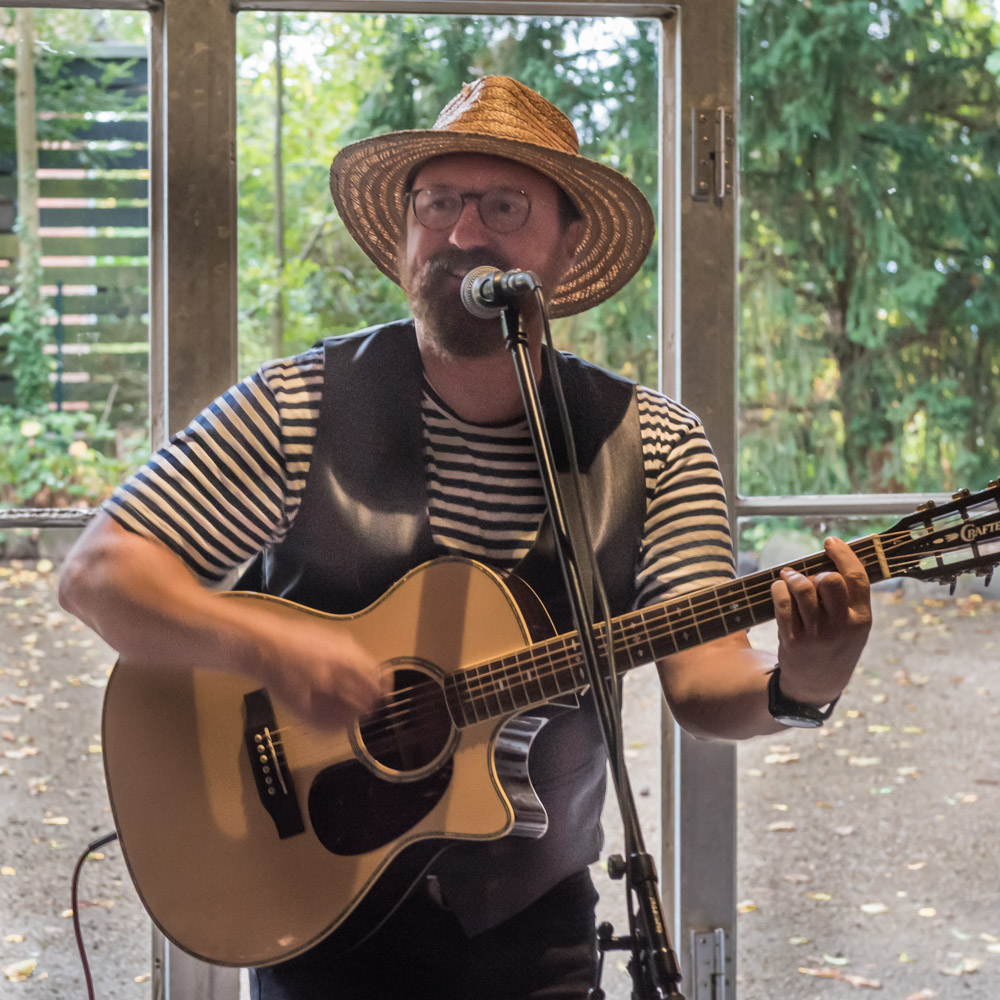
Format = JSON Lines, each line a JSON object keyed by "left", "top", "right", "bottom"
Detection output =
{"left": 740, "top": 0, "right": 1000, "bottom": 495}
{"left": 235, "top": 14, "right": 662, "bottom": 385}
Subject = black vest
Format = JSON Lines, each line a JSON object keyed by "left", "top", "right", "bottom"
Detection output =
{"left": 260, "top": 320, "right": 646, "bottom": 933}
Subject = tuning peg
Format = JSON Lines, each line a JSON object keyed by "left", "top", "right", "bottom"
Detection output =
{"left": 952, "top": 488, "right": 971, "bottom": 501}
{"left": 918, "top": 500, "right": 937, "bottom": 513}
{"left": 987, "top": 572, "right": 994, "bottom": 588}
{"left": 948, "top": 578, "right": 958, "bottom": 596}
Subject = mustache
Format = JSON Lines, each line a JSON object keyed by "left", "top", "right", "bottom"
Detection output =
{"left": 423, "top": 248, "right": 514, "bottom": 280}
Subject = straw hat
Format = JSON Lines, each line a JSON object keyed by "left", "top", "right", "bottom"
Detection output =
{"left": 329, "top": 76, "right": 655, "bottom": 318}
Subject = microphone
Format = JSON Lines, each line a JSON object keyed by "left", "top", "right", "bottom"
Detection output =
{"left": 460, "top": 266, "right": 540, "bottom": 319}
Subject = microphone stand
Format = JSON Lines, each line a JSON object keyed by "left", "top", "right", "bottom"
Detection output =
{"left": 497, "top": 287, "right": 684, "bottom": 1000}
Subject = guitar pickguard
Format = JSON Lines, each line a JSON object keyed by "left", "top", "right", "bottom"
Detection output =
{"left": 308, "top": 757, "right": 453, "bottom": 856}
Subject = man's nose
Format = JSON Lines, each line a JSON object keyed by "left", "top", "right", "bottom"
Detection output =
{"left": 448, "top": 199, "right": 489, "bottom": 248}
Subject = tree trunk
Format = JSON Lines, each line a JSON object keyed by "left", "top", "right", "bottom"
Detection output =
{"left": 14, "top": 9, "right": 41, "bottom": 310}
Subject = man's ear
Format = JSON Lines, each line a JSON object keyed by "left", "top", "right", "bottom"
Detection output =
{"left": 561, "top": 219, "right": 586, "bottom": 263}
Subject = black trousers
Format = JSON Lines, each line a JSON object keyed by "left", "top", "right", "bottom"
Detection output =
{"left": 250, "top": 869, "right": 599, "bottom": 1000}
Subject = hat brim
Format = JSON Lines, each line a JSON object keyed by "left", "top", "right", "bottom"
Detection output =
{"left": 329, "top": 130, "right": 655, "bottom": 319}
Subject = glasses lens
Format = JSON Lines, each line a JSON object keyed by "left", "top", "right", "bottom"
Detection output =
{"left": 413, "top": 187, "right": 463, "bottom": 230}
{"left": 480, "top": 188, "right": 530, "bottom": 233}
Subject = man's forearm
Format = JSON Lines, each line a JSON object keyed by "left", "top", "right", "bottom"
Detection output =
{"left": 58, "top": 512, "right": 252, "bottom": 674}
{"left": 657, "top": 635, "right": 786, "bottom": 741}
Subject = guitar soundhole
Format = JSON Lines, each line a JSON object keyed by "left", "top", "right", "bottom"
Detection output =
{"left": 357, "top": 666, "right": 453, "bottom": 775}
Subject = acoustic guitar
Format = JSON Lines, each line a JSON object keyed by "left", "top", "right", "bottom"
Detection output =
{"left": 102, "top": 481, "right": 1000, "bottom": 967}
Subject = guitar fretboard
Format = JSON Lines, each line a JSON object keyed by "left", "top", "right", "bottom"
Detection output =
{"left": 442, "top": 536, "right": 889, "bottom": 728}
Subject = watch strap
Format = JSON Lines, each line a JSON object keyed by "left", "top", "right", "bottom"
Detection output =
{"left": 766, "top": 666, "right": 840, "bottom": 728}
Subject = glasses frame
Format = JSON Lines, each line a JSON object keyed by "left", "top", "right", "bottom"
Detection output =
{"left": 406, "top": 185, "right": 533, "bottom": 234}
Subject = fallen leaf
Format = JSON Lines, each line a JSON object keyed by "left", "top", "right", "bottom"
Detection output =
{"left": 789, "top": 936, "right": 810, "bottom": 945}
{"left": 764, "top": 752, "right": 800, "bottom": 765}
{"left": 42, "top": 816, "right": 70, "bottom": 826}
{"left": 807, "top": 892, "right": 832, "bottom": 901}
{"left": 860, "top": 902, "right": 889, "bottom": 914}
{"left": 823, "top": 954, "right": 849, "bottom": 966}
{"left": 904, "top": 990, "right": 937, "bottom": 1000}
{"left": 919, "top": 907, "right": 937, "bottom": 918}
{"left": 134, "top": 973, "right": 152, "bottom": 984}
{"left": 4, "top": 934, "right": 25, "bottom": 943}
{"left": 849, "top": 756, "right": 881, "bottom": 767}
{"left": 736, "top": 899, "right": 757, "bottom": 913}
{"left": 834, "top": 826, "right": 855, "bottom": 836}
{"left": 940, "top": 956, "right": 982, "bottom": 976}
{"left": 766, "top": 821, "right": 795, "bottom": 832}
{"left": 798, "top": 966, "right": 839, "bottom": 979}
{"left": 842, "top": 973, "right": 882, "bottom": 988}
{"left": 3, "top": 959, "right": 37, "bottom": 982}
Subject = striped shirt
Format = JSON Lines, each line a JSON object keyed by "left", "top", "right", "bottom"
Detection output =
{"left": 106, "top": 344, "right": 735, "bottom": 609}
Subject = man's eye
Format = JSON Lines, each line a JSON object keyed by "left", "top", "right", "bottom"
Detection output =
{"left": 427, "top": 194, "right": 457, "bottom": 212}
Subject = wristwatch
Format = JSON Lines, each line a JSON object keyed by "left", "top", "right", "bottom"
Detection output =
{"left": 766, "top": 667, "right": 840, "bottom": 729}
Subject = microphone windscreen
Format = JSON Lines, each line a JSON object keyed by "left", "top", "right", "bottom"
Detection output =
{"left": 461, "top": 265, "right": 503, "bottom": 319}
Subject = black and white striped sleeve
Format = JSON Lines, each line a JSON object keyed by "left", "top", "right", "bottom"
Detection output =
{"left": 634, "top": 387, "right": 736, "bottom": 608}
{"left": 102, "top": 347, "right": 323, "bottom": 582}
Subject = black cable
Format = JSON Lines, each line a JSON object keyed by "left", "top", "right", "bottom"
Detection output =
{"left": 71, "top": 831, "right": 119, "bottom": 1000}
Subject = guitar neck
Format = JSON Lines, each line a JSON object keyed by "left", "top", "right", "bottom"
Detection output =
{"left": 444, "top": 533, "right": 891, "bottom": 727}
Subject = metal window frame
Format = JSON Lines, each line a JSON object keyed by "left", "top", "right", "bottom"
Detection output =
{"left": 8, "top": 2, "right": 931, "bottom": 998}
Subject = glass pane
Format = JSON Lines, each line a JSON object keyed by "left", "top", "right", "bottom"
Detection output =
{"left": 0, "top": 9, "right": 150, "bottom": 516}
{"left": 234, "top": 19, "right": 662, "bottom": 999}
{"left": 0, "top": 12, "right": 151, "bottom": 996}
{"left": 736, "top": 513, "right": 1000, "bottom": 995}
{"left": 235, "top": 12, "right": 660, "bottom": 387}
{"left": 739, "top": 0, "right": 1000, "bottom": 497}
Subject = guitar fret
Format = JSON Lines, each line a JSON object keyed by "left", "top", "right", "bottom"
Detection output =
{"left": 518, "top": 657, "right": 546, "bottom": 705}
{"left": 714, "top": 579, "right": 753, "bottom": 634}
{"left": 532, "top": 648, "right": 559, "bottom": 699}
{"left": 443, "top": 675, "right": 469, "bottom": 727}
{"left": 494, "top": 658, "right": 519, "bottom": 713}
{"left": 461, "top": 667, "right": 489, "bottom": 724}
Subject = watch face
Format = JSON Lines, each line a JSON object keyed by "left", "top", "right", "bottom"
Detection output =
{"left": 772, "top": 713, "right": 824, "bottom": 729}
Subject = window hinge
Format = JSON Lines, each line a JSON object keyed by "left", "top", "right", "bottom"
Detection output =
{"left": 691, "top": 928, "right": 732, "bottom": 1000}
{"left": 691, "top": 107, "right": 734, "bottom": 204}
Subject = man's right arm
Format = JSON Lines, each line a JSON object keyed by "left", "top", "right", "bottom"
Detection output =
{"left": 59, "top": 513, "right": 385, "bottom": 727}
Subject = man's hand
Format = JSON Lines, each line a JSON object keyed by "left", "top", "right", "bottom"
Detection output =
{"left": 770, "top": 536, "right": 872, "bottom": 707}
{"left": 245, "top": 613, "right": 388, "bottom": 730}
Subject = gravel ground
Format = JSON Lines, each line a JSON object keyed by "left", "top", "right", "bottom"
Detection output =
{"left": 2, "top": 559, "right": 998, "bottom": 999}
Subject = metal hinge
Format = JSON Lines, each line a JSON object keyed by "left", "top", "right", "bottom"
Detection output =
{"left": 691, "top": 107, "right": 734, "bottom": 204}
{"left": 691, "top": 928, "right": 732, "bottom": 1000}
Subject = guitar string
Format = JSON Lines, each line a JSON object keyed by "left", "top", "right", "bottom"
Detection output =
{"left": 277, "top": 517, "right": 1000, "bottom": 755}
{"left": 262, "top": 526, "right": 974, "bottom": 754}
{"left": 260, "top": 526, "right": 963, "bottom": 755}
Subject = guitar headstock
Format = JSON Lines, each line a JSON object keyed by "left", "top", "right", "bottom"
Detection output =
{"left": 881, "top": 480, "right": 1000, "bottom": 592}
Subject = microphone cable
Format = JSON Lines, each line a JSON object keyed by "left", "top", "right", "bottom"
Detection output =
{"left": 71, "top": 830, "right": 119, "bottom": 1000}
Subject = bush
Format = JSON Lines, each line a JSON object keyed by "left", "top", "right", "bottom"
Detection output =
{"left": 0, "top": 408, "right": 147, "bottom": 508}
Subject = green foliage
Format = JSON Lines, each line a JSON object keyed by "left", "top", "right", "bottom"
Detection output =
{"left": 0, "top": 243, "right": 49, "bottom": 411}
{"left": 740, "top": 0, "right": 1000, "bottom": 495}
{"left": 0, "top": 408, "right": 148, "bottom": 508}
{"left": 235, "top": 14, "right": 660, "bottom": 385}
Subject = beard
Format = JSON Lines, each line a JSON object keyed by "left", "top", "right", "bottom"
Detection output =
{"left": 400, "top": 247, "right": 512, "bottom": 360}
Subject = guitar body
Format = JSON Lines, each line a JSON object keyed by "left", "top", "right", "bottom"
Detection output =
{"left": 102, "top": 558, "right": 553, "bottom": 968}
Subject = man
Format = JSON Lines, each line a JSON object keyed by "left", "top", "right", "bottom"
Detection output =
{"left": 59, "top": 76, "right": 871, "bottom": 998}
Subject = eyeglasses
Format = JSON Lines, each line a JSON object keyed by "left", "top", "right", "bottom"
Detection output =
{"left": 407, "top": 186, "right": 532, "bottom": 234}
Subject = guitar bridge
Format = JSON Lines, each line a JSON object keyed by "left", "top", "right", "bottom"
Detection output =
{"left": 243, "top": 689, "right": 305, "bottom": 839}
